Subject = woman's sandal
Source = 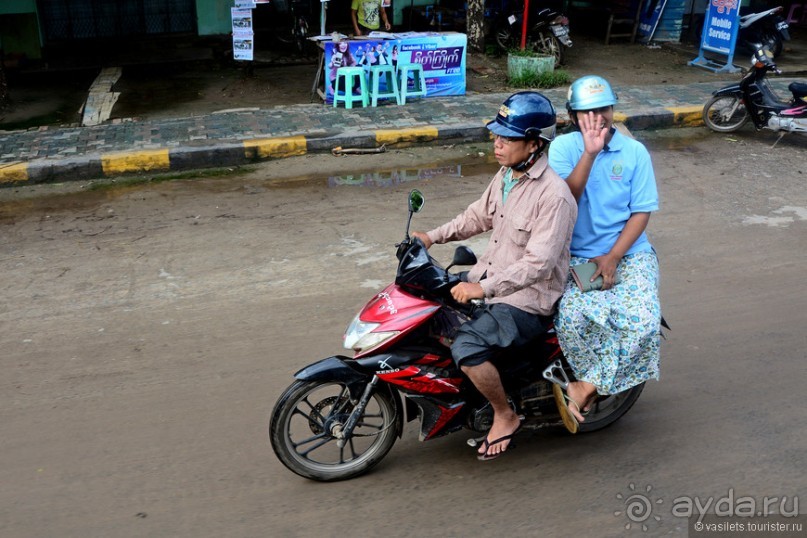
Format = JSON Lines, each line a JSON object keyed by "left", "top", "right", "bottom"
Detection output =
{"left": 553, "top": 384, "right": 581, "bottom": 434}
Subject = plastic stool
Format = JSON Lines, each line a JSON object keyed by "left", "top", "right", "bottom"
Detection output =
{"left": 368, "top": 65, "right": 401, "bottom": 106}
{"left": 333, "top": 67, "right": 368, "bottom": 109}
{"left": 397, "top": 63, "right": 427, "bottom": 105}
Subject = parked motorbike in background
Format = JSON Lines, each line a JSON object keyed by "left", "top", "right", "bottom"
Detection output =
{"left": 702, "top": 48, "right": 807, "bottom": 136}
{"left": 492, "top": 1, "right": 572, "bottom": 67}
{"left": 269, "top": 190, "right": 644, "bottom": 482}
{"left": 737, "top": 6, "right": 790, "bottom": 58}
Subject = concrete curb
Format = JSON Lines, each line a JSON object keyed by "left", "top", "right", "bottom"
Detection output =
{"left": 0, "top": 107, "right": 706, "bottom": 187}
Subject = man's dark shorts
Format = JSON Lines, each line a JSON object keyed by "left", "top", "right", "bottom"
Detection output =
{"left": 451, "top": 303, "right": 550, "bottom": 368}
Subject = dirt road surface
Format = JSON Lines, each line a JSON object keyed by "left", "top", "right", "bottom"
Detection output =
{"left": 1, "top": 128, "right": 806, "bottom": 537}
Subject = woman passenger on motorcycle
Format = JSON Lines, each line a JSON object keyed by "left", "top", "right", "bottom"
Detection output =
{"left": 412, "top": 92, "right": 577, "bottom": 460}
{"left": 547, "top": 75, "right": 662, "bottom": 433}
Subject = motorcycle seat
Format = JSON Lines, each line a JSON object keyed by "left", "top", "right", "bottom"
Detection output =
{"left": 788, "top": 82, "right": 807, "bottom": 99}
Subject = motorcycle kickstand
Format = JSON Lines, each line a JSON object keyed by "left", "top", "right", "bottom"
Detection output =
{"left": 771, "top": 131, "right": 787, "bottom": 149}
{"left": 542, "top": 359, "right": 570, "bottom": 389}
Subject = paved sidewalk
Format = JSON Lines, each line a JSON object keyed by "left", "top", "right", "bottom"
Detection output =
{"left": 0, "top": 78, "right": 799, "bottom": 186}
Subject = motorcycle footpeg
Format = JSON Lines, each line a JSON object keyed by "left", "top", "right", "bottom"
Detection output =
{"left": 542, "top": 359, "right": 570, "bottom": 389}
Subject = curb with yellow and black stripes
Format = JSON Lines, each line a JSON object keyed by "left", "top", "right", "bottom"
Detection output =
{"left": 0, "top": 106, "right": 704, "bottom": 187}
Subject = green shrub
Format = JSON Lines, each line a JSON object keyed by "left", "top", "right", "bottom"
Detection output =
{"left": 507, "top": 47, "right": 542, "bottom": 57}
{"left": 508, "top": 69, "right": 571, "bottom": 89}
{"left": 485, "top": 43, "right": 502, "bottom": 56}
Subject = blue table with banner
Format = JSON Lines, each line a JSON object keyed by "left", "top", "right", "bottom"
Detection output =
{"left": 311, "top": 32, "right": 467, "bottom": 104}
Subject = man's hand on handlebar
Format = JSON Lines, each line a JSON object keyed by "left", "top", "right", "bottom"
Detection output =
{"left": 410, "top": 231, "right": 433, "bottom": 249}
{"left": 451, "top": 282, "right": 484, "bottom": 303}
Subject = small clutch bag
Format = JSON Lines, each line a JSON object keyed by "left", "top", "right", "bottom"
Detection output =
{"left": 570, "top": 262, "right": 620, "bottom": 292}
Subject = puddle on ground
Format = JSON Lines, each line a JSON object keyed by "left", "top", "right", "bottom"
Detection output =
{"left": 1, "top": 129, "right": 726, "bottom": 223}
{"left": 639, "top": 127, "right": 714, "bottom": 152}
{"left": 0, "top": 153, "right": 501, "bottom": 223}
{"left": 328, "top": 164, "right": 464, "bottom": 188}
{"left": 249, "top": 153, "right": 499, "bottom": 189}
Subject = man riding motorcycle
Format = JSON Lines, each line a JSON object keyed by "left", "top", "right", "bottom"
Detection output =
{"left": 411, "top": 91, "right": 577, "bottom": 461}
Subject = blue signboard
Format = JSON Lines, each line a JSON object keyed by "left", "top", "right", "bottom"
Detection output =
{"left": 323, "top": 32, "right": 466, "bottom": 104}
{"left": 637, "top": 0, "right": 668, "bottom": 42}
{"left": 689, "top": 0, "right": 742, "bottom": 73}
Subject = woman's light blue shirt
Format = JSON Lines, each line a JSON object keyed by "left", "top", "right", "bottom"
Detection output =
{"left": 548, "top": 130, "right": 658, "bottom": 258}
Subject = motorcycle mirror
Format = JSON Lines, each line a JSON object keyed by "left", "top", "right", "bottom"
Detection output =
{"left": 449, "top": 246, "right": 477, "bottom": 268}
{"left": 408, "top": 189, "right": 425, "bottom": 213}
{"left": 404, "top": 189, "right": 425, "bottom": 241}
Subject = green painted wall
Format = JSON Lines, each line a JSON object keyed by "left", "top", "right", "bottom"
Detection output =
{"left": 392, "top": 0, "right": 433, "bottom": 28}
{"left": 0, "top": 0, "right": 41, "bottom": 59}
{"left": 0, "top": 0, "right": 37, "bottom": 16}
{"left": 196, "top": 0, "right": 233, "bottom": 35}
{"left": 0, "top": 12, "right": 42, "bottom": 59}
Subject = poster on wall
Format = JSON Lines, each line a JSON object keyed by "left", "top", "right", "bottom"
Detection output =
{"left": 689, "top": 0, "right": 741, "bottom": 72}
{"left": 232, "top": 7, "right": 254, "bottom": 61}
{"left": 233, "top": 34, "right": 254, "bottom": 60}
{"left": 231, "top": 8, "right": 254, "bottom": 32}
{"left": 322, "top": 33, "right": 466, "bottom": 103}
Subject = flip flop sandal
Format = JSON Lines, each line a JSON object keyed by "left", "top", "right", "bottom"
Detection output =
{"left": 476, "top": 423, "right": 523, "bottom": 461}
{"left": 553, "top": 384, "right": 580, "bottom": 434}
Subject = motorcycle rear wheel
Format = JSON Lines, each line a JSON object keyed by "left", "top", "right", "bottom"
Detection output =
{"left": 531, "top": 31, "right": 564, "bottom": 68}
{"left": 703, "top": 95, "right": 750, "bottom": 132}
{"left": 270, "top": 379, "right": 399, "bottom": 481}
{"left": 578, "top": 382, "right": 644, "bottom": 432}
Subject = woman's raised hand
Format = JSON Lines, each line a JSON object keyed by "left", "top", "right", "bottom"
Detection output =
{"left": 578, "top": 111, "right": 609, "bottom": 156}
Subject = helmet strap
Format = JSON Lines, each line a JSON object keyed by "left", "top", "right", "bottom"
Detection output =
{"left": 512, "top": 141, "right": 544, "bottom": 172}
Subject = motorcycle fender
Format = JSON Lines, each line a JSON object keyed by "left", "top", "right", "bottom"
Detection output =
{"left": 294, "top": 356, "right": 371, "bottom": 399}
{"left": 294, "top": 357, "right": 406, "bottom": 438}
{"left": 712, "top": 84, "right": 742, "bottom": 97}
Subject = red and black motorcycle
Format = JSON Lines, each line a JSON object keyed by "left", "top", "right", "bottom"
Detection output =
{"left": 269, "top": 190, "right": 643, "bottom": 481}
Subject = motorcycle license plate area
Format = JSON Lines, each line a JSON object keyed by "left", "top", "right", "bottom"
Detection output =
{"left": 776, "top": 21, "right": 789, "bottom": 31}
{"left": 551, "top": 24, "right": 568, "bottom": 37}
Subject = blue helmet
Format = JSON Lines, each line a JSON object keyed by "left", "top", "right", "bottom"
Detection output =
{"left": 566, "top": 75, "right": 618, "bottom": 111}
{"left": 486, "top": 91, "right": 556, "bottom": 144}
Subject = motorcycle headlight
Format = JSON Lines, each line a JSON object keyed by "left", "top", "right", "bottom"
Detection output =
{"left": 343, "top": 315, "right": 399, "bottom": 353}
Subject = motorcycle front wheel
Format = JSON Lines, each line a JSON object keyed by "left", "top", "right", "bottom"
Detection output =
{"left": 702, "top": 95, "right": 750, "bottom": 132}
{"left": 270, "top": 379, "right": 399, "bottom": 481}
{"left": 579, "top": 383, "right": 645, "bottom": 433}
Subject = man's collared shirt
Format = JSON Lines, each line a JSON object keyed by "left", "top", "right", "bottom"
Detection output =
{"left": 426, "top": 154, "right": 577, "bottom": 316}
